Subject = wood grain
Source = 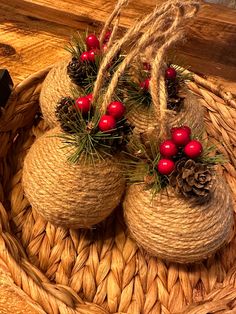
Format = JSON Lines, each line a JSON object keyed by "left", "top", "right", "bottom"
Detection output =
{"left": 0, "top": 0, "right": 236, "bottom": 93}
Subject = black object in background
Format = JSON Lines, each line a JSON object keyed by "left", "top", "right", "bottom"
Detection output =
{"left": 0, "top": 69, "right": 13, "bottom": 108}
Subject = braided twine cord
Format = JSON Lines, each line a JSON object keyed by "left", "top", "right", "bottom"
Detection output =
{"left": 0, "top": 0, "right": 236, "bottom": 313}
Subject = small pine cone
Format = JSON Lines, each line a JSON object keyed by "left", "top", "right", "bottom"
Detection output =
{"left": 167, "top": 97, "right": 184, "bottom": 112}
{"left": 167, "top": 80, "right": 178, "bottom": 98}
{"left": 55, "top": 97, "right": 77, "bottom": 133}
{"left": 67, "top": 57, "right": 90, "bottom": 87}
{"left": 169, "top": 159, "right": 215, "bottom": 202}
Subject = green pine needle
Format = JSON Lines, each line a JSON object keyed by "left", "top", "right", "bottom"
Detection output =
{"left": 198, "top": 144, "right": 227, "bottom": 165}
{"left": 56, "top": 94, "right": 133, "bottom": 165}
{"left": 122, "top": 136, "right": 166, "bottom": 193}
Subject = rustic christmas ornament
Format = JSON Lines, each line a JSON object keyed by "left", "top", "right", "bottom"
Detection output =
{"left": 124, "top": 177, "right": 233, "bottom": 263}
{"left": 40, "top": 59, "right": 74, "bottom": 127}
{"left": 22, "top": 128, "right": 125, "bottom": 228}
{"left": 126, "top": 91, "right": 205, "bottom": 136}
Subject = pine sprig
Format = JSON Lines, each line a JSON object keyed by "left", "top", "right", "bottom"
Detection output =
{"left": 66, "top": 31, "right": 127, "bottom": 95}
{"left": 170, "top": 63, "right": 193, "bottom": 86}
{"left": 55, "top": 96, "right": 133, "bottom": 165}
{"left": 123, "top": 136, "right": 168, "bottom": 193}
{"left": 126, "top": 80, "right": 152, "bottom": 112}
{"left": 198, "top": 144, "right": 226, "bottom": 165}
{"left": 65, "top": 31, "right": 88, "bottom": 59}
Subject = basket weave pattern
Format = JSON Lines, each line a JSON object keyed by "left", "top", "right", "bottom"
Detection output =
{"left": 0, "top": 67, "right": 236, "bottom": 313}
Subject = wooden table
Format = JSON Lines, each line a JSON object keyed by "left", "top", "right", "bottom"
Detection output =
{"left": 0, "top": 1, "right": 236, "bottom": 93}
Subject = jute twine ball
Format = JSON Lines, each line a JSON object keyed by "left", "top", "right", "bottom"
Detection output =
{"left": 126, "top": 92, "right": 204, "bottom": 135}
{"left": 22, "top": 128, "right": 125, "bottom": 229}
{"left": 123, "top": 178, "right": 234, "bottom": 263}
{"left": 40, "top": 60, "right": 74, "bottom": 128}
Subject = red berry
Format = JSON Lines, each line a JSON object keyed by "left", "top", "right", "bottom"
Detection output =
{"left": 104, "top": 31, "right": 112, "bottom": 42}
{"left": 75, "top": 96, "right": 91, "bottom": 114}
{"left": 86, "top": 93, "right": 93, "bottom": 103}
{"left": 181, "top": 125, "right": 191, "bottom": 136}
{"left": 98, "top": 115, "right": 116, "bottom": 132}
{"left": 171, "top": 127, "right": 191, "bottom": 146}
{"left": 140, "top": 78, "right": 150, "bottom": 90}
{"left": 107, "top": 101, "right": 126, "bottom": 120}
{"left": 143, "top": 62, "right": 151, "bottom": 71}
{"left": 80, "top": 51, "right": 90, "bottom": 62}
{"left": 86, "top": 34, "right": 100, "bottom": 50}
{"left": 157, "top": 159, "right": 175, "bottom": 175}
{"left": 160, "top": 140, "right": 178, "bottom": 158}
{"left": 165, "top": 67, "right": 177, "bottom": 80}
{"left": 184, "top": 140, "right": 203, "bottom": 159}
{"left": 88, "top": 49, "right": 96, "bottom": 62}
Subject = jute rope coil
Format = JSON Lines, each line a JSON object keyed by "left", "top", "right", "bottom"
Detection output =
{"left": 22, "top": 127, "right": 125, "bottom": 229}
{"left": 40, "top": 59, "right": 73, "bottom": 128}
{"left": 123, "top": 177, "right": 234, "bottom": 264}
{"left": 0, "top": 56, "right": 235, "bottom": 313}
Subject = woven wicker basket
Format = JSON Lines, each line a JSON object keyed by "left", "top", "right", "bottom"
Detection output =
{"left": 0, "top": 64, "right": 235, "bottom": 314}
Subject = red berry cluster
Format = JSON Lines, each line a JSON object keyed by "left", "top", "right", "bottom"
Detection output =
{"left": 80, "top": 32, "right": 111, "bottom": 63}
{"left": 74, "top": 96, "right": 126, "bottom": 132}
{"left": 99, "top": 101, "right": 126, "bottom": 132}
{"left": 157, "top": 126, "right": 203, "bottom": 175}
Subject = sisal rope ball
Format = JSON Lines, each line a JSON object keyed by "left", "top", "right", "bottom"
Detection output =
{"left": 123, "top": 177, "right": 234, "bottom": 263}
{"left": 22, "top": 127, "right": 125, "bottom": 229}
{"left": 40, "top": 60, "right": 74, "bottom": 128}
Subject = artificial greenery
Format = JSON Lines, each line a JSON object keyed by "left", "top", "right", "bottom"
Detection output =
{"left": 123, "top": 136, "right": 168, "bottom": 193}
{"left": 123, "top": 130, "right": 225, "bottom": 195}
{"left": 66, "top": 32, "right": 126, "bottom": 95}
{"left": 55, "top": 96, "right": 133, "bottom": 165}
{"left": 124, "top": 61, "right": 193, "bottom": 115}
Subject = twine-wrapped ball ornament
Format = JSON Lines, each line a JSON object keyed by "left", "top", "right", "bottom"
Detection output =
{"left": 123, "top": 176, "right": 234, "bottom": 263}
{"left": 22, "top": 127, "right": 125, "bottom": 229}
{"left": 40, "top": 59, "right": 74, "bottom": 128}
{"left": 126, "top": 91, "right": 205, "bottom": 136}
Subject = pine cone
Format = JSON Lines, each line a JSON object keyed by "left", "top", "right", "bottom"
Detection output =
{"left": 55, "top": 97, "right": 77, "bottom": 133}
{"left": 167, "top": 97, "right": 184, "bottom": 112}
{"left": 166, "top": 78, "right": 183, "bottom": 112}
{"left": 67, "top": 57, "right": 95, "bottom": 87}
{"left": 169, "top": 159, "right": 215, "bottom": 202}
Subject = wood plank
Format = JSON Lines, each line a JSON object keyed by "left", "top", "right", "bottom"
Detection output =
{"left": 0, "top": 0, "right": 235, "bottom": 93}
